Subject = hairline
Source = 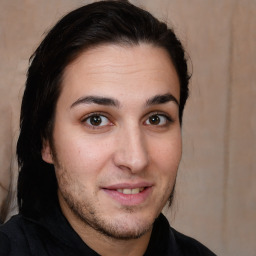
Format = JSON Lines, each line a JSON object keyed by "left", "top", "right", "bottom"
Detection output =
{"left": 46, "top": 40, "right": 182, "bottom": 144}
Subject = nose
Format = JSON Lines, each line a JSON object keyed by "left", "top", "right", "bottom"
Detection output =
{"left": 113, "top": 126, "right": 149, "bottom": 173}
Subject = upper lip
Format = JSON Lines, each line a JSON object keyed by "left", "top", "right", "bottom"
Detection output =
{"left": 102, "top": 182, "right": 153, "bottom": 190}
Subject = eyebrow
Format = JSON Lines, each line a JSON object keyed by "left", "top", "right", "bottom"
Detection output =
{"left": 70, "top": 96, "right": 120, "bottom": 108}
{"left": 145, "top": 93, "right": 179, "bottom": 107}
{"left": 70, "top": 93, "right": 179, "bottom": 109}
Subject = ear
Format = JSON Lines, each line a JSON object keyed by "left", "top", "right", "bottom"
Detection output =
{"left": 41, "top": 139, "right": 54, "bottom": 164}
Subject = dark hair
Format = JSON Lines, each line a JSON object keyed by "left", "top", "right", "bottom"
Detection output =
{"left": 17, "top": 0, "right": 190, "bottom": 218}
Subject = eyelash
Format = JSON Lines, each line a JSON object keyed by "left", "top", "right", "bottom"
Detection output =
{"left": 144, "top": 112, "right": 173, "bottom": 127}
{"left": 81, "top": 112, "right": 112, "bottom": 129}
{"left": 81, "top": 112, "right": 173, "bottom": 129}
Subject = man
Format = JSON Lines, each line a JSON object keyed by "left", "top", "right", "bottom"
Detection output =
{"left": 0, "top": 1, "right": 216, "bottom": 255}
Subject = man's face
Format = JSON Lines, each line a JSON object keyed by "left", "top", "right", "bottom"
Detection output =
{"left": 42, "top": 44, "right": 181, "bottom": 240}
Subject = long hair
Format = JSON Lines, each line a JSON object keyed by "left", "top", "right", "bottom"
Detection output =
{"left": 17, "top": 0, "right": 190, "bottom": 218}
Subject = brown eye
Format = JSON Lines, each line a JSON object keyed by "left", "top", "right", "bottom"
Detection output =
{"left": 89, "top": 115, "right": 102, "bottom": 126}
{"left": 145, "top": 114, "right": 171, "bottom": 126}
{"left": 148, "top": 115, "right": 160, "bottom": 125}
{"left": 85, "top": 115, "right": 109, "bottom": 127}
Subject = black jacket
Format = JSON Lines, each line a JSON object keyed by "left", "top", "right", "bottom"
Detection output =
{"left": 0, "top": 205, "right": 216, "bottom": 256}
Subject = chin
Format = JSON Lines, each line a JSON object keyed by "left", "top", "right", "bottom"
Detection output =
{"left": 67, "top": 195, "right": 155, "bottom": 240}
{"left": 90, "top": 214, "right": 154, "bottom": 240}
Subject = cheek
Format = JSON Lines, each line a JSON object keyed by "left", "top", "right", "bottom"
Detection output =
{"left": 150, "top": 132, "right": 182, "bottom": 172}
{"left": 54, "top": 132, "right": 113, "bottom": 177}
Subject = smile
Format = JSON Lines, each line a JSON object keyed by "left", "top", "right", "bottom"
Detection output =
{"left": 102, "top": 183, "right": 153, "bottom": 206}
{"left": 117, "top": 188, "right": 145, "bottom": 194}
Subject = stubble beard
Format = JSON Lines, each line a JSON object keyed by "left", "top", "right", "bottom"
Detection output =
{"left": 52, "top": 147, "right": 176, "bottom": 241}
{"left": 58, "top": 176, "right": 176, "bottom": 241}
{"left": 61, "top": 187, "right": 153, "bottom": 240}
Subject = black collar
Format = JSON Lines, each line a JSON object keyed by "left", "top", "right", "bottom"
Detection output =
{"left": 24, "top": 204, "right": 178, "bottom": 256}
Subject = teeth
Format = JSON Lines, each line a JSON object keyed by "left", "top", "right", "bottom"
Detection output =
{"left": 132, "top": 188, "right": 140, "bottom": 194}
{"left": 117, "top": 188, "right": 144, "bottom": 194}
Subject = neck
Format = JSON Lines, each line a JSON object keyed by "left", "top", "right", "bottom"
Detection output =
{"left": 77, "top": 223, "right": 152, "bottom": 256}
{"left": 59, "top": 197, "right": 153, "bottom": 256}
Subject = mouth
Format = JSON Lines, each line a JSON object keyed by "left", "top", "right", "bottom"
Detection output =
{"left": 102, "top": 183, "right": 153, "bottom": 206}
{"left": 116, "top": 187, "right": 145, "bottom": 195}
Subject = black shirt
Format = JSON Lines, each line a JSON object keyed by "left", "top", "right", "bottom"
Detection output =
{"left": 0, "top": 205, "right": 216, "bottom": 256}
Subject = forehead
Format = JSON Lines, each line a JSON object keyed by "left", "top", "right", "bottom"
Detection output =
{"left": 60, "top": 43, "right": 180, "bottom": 105}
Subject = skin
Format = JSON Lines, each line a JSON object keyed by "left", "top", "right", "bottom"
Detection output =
{"left": 42, "top": 43, "right": 182, "bottom": 256}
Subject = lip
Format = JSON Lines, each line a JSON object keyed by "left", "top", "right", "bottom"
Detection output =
{"left": 101, "top": 182, "right": 153, "bottom": 206}
{"left": 104, "top": 182, "right": 153, "bottom": 190}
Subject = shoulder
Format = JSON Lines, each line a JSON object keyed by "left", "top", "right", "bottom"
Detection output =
{"left": 0, "top": 215, "right": 31, "bottom": 255}
{"left": 170, "top": 227, "right": 217, "bottom": 256}
{"left": 148, "top": 214, "right": 217, "bottom": 256}
{"left": 0, "top": 214, "right": 26, "bottom": 239}
{"left": 0, "top": 231, "right": 11, "bottom": 255}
